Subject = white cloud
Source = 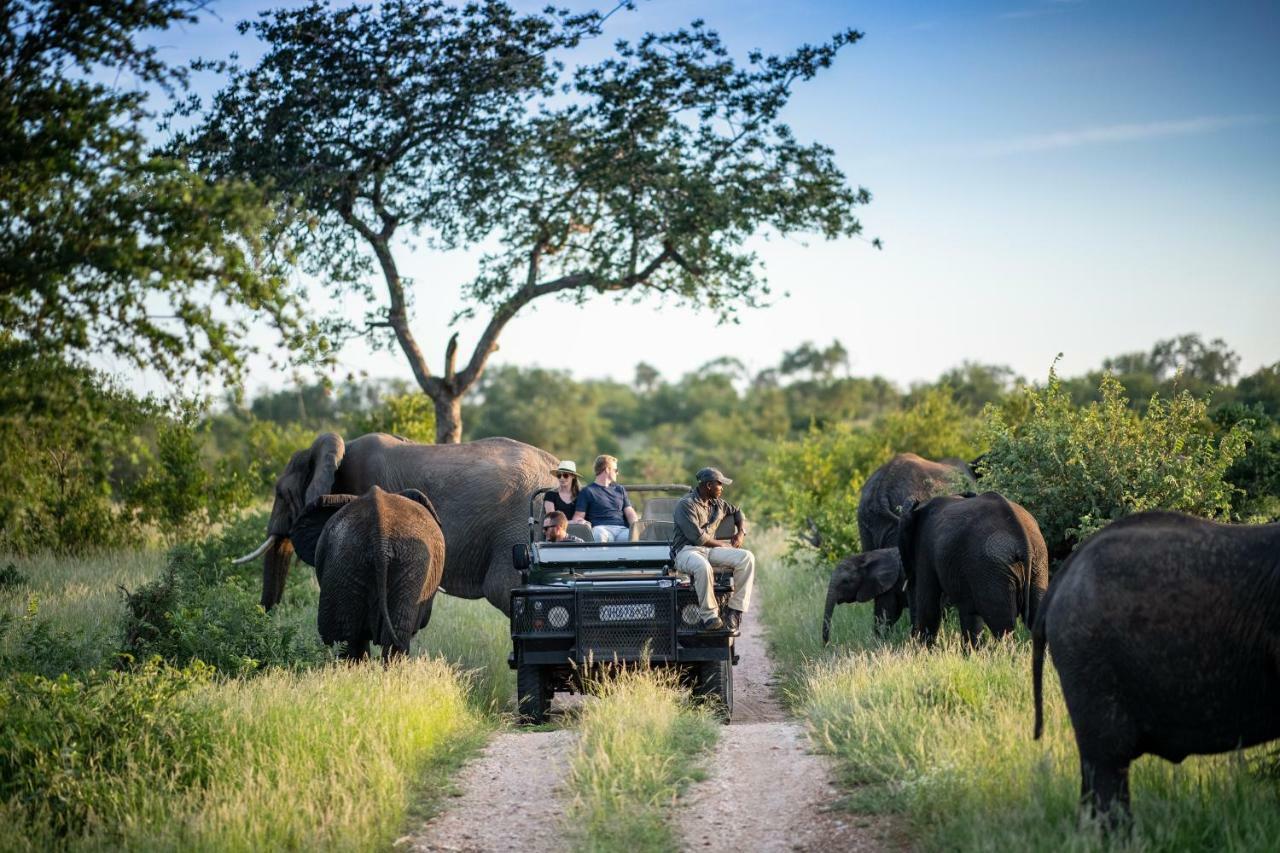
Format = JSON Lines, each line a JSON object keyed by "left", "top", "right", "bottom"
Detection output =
{"left": 977, "top": 114, "right": 1271, "bottom": 156}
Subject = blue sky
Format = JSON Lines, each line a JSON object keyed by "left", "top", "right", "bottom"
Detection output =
{"left": 134, "top": 0, "right": 1279, "bottom": 394}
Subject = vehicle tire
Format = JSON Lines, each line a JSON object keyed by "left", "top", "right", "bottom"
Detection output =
{"left": 692, "top": 658, "right": 733, "bottom": 723}
{"left": 517, "top": 662, "right": 551, "bottom": 724}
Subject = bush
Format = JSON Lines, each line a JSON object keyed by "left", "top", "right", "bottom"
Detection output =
{"left": 0, "top": 659, "right": 216, "bottom": 840}
{"left": 981, "top": 370, "right": 1248, "bottom": 561}
{"left": 751, "top": 388, "right": 980, "bottom": 564}
{"left": 120, "top": 512, "right": 325, "bottom": 675}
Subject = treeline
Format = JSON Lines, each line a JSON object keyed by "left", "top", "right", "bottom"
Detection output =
{"left": 1, "top": 334, "right": 1277, "bottom": 555}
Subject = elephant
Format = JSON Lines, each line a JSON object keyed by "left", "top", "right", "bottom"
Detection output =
{"left": 821, "top": 548, "right": 903, "bottom": 644}
{"left": 897, "top": 491, "right": 1048, "bottom": 646}
{"left": 855, "top": 453, "right": 976, "bottom": 629}
{"left": 289, "top": 486, "right": 445, "bottom": 661}
{"left": 234, "top": 432, "right": 556, "bottom": 619}
{"left": 1032, "top": 511, "right": 1280, "bottom": 826}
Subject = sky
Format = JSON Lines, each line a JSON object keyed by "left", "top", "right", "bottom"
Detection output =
{"left": 127, "top": 0, "right": 1280, "bottom": 397}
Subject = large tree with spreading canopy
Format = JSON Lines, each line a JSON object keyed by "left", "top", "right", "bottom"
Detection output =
{"left": 179, "top": 0, "right": 873, "bottom": 442}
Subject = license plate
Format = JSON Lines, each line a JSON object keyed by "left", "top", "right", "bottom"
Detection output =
{"left": 598, "top": 603, "right": 655, "bottom": 622}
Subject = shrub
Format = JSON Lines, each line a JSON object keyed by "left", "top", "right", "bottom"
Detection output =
{"left": 347, "top": 392, "right": 436, "bottom": 443}
{"left": 981, "top": 369, "right": 1248, "bottom": 561}
{"left": 751, "top": 388, "right": 981, "bottom": 564}
{"left": 0, "top": 659, "right": 216, "bottom": 840}
{"left": 120, "top": 512, "right": 325, "bottom": 675}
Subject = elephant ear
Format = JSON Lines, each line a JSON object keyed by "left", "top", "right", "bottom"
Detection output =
{"left": 303, "top": 433, "right": 346, "bottom": 507}
{"left": 291, "top": 494, "right": 358, "bottom": 567}
{"left": 854, "top": 549, "right": 904, "bottom": 602}
{"left": 397, "top": 489, "right": 442, "bottom": 527}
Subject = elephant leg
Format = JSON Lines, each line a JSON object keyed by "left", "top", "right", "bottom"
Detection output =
{"left": 911, "top": 572, "right": 943, "bottom": 646}
{"left": 415, "top": 593, "right": 436, "bottom": 632}
{"left": 342, "top": 638, "right": 371, "bottom": 661}
{"left": 872, "top": 590, "right": 905, "bottom": 636}
{"left": 958, "top": 609, "right": 985, "bottom": 649}
{"left": 1080, "top": 754, "right": 1132, "bottom": 832}
{"left": 481, "top": 550, "right": 521, "bottom": 616}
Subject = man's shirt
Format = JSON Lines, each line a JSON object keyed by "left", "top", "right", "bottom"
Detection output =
{"left": 671, "top": 488, "right": 747, "bottom": 556}
{"left": 575, "top": 482, "right": 632, "bottom": 527}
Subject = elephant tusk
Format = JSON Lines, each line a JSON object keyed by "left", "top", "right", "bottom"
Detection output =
{"left": 232, "top": 535, "right": 278, "bottom": 564}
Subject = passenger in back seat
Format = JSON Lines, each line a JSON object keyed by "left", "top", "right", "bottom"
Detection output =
{"left": 542, "top": 511, "right": 584, "bottom": 543}
{"left": 572, "top": 454, "right": 638, "bottom": 542}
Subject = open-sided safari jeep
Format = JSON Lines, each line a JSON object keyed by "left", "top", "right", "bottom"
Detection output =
{"left": 508, "top": 485, "right": 739, "bottom": 724}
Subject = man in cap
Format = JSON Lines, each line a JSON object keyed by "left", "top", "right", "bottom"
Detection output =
{"left": 671, "top": 467, "right": 755, "bottom": 632}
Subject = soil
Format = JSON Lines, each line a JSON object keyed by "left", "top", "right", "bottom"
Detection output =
{"left": 407, "top": 588, "right": 899, "bottom": 852}
{"left": 673, "top": 593, "right": 900, "bottom": 851}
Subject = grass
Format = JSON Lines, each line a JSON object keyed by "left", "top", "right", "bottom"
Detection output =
{"left": 756, "top": 536, "right": 1280, "bottom": 853}
{"left": 0, "top": 548, "right": 167, "bottom": 671}
{"left": 413, "top": 592, "right": 514, "bottom": 714}
{"left": 564, "top": 667, "right": 720, "bottom": 853}
{"left": 0, "top": 658, "right": 490, "bottom": 851}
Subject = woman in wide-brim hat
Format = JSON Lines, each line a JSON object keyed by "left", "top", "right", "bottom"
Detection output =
{"left": 545, "top": 461, "right": 581, "bottom": 520}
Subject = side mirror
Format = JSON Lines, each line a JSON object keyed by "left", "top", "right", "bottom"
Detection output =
{"left": 512, "top": 543, "right": 531, "bottom": 573}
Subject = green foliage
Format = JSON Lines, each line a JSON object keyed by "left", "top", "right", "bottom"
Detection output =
{"left": 130, "top": 400, "right": 257, "bottom": 542}
{"left": 981, "top": 370, "right": 1248, "bottom": 559}
{"left": 120, "top": 512, "right": 326, "bottom": 675}
{"left": 751, "top": 388, "right": 981, "bottom": 564}
{"left": 0, "top": 659, "right": 217, "bottom": 840}
{"left": 0, "top": 595, "right": 92, "bottom": 680}
{"left": 180, "top": 3, "right": 870, "bottom": 441}
{"left": 0, "top": 345, "right": 153, "bottom": 553}
{"left": 0, "top": 0, "right": 309, "bottom": 385}
{"left": 1213, "top": 403, "right": 1280, "bottom": 522}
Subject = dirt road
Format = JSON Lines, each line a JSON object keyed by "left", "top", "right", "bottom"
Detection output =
{"left": 408, "top": 589, "right": 894, "bottom": 852}
{"left": 672, "top": 594, "right": 895, "bottom": 852}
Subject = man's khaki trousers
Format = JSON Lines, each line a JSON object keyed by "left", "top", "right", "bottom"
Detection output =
{"left": 674, "top": 545, "right": 755, "bottom": 618}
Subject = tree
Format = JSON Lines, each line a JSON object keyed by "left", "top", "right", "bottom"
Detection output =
{"left": 179, "top": 1, "right": 871, "bottom": 442}
{"left": 0, "top": 0, "right": 305, "bottom": 384}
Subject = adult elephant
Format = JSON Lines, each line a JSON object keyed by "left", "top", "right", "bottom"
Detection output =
{"left": 855, "top": 453, "right": 976, "bottom": 629}
{"left": 897, "top": 491, "right": 1048, "bottom": 646}
{"left": 1033, "top": 511, "right": 1280, "bottom": 827}
{"left": 235, "top": 433, "right": 556, "bottom": 615}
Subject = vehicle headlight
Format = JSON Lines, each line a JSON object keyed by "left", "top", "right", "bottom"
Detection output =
{"left": 681, "top": 603, "right": 700, "bottom": 626}
{"left": 547, "top": 605, "right": 570, "bottom": 629}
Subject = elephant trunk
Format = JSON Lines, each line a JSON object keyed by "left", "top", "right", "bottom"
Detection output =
{"left": 822, "top": 574, "right": 840, "bottom": 645}
{"left": 260, "top": 537, "right": 295, "bottom": 611}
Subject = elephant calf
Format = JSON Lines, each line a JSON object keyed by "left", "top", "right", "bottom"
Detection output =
{"left": 1033, "top": 510, "right": 1280, "bottom": 826}
{"left": 898, "top": 491, "right": 1048, "bottom": 646}
{"left": 291, "top": 486, "right": 445, "bottom": 661}
{"left": 821, "top": 548, "right": 903, "bottom": 644}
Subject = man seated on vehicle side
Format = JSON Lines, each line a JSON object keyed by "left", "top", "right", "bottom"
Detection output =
{"left": 671, "top": 467, "right": 755, "bottom": 632}
{"left": 542, "top": 511, "right": 584, "bottom": 543}
{"left": 572, "top": 454, "right": 638, "bottom": 542}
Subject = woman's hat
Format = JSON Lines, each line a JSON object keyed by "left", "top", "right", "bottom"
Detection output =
{"left": 552, "top": 460, "right": 580, "bottom": 477}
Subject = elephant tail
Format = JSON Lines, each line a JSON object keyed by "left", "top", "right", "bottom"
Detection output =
{"left": 374, "top": 539, "right": 403, "bottom": 653}
{"left": 1031, "top": 583, "right": 1052, "bottom": 741}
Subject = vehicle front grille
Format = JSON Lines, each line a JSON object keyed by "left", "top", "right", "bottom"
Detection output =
{"left": 579, "top": 590, "right": 673, "bottom": 660}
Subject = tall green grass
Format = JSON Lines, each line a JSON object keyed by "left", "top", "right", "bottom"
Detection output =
{"left": 565, "top": 668, "right": 719, "bottom": 853}
{"left": 0, "top": 658, "right": 490, "bottom": 851}
{"left": 0, "top": 549, "right": 167, "bottom": 672}
{"left": 413, "top": 592, "right": 514, "bottom": 712}
{"left": 757, "top": 542, "right": 1280, "bottom": 852}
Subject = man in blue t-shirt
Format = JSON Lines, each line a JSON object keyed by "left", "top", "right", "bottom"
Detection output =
{"left": 572, "top": 454, "right": 638, "bottom": 542}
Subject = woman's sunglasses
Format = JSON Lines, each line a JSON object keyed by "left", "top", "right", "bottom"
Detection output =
{"left": 557, "top": 472, "right": 575, "bottom": 479}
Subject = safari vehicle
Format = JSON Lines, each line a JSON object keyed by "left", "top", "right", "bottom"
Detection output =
{"left": 508, "top": 485, "right": 738, "bottom": 724}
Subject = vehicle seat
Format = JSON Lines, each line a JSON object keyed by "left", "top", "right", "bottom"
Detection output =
{"left": 629, "top": 519, "right": 674, "bottom": 542}
{"left": 642, "top": 498, "right": 679, "bottom": 522}
{"left": 567, "top": 521, "right": 594, "bottom": 542}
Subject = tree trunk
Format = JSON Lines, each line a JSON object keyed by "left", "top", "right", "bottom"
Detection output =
{"left": 432, "top": 392, "right": 463, "bottom": 444}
